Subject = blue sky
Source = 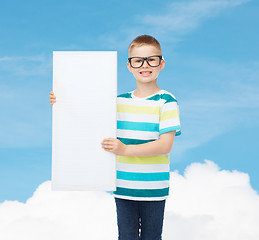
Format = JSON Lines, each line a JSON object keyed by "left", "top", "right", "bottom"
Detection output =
{"left": 0, "top": 0, "right": 258, "bottom": 203}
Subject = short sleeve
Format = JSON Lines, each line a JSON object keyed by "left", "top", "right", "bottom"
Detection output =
{"left": 159, "top": 98, "right": 181, "bottom": 136}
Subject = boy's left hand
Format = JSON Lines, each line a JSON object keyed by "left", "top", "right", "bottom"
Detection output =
{"left": 101, "top": 138, "right": 127, "bottom": 155}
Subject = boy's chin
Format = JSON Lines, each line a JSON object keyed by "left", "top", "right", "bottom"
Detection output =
{"left": 136, "top": 78, "right": 156, "bottom": 84}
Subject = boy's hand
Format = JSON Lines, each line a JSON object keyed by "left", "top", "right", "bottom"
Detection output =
{"left": 101, "top": 138, "right": 127, "bottom": 155}
{"left": 49, "top": 91, "right": 56, "bottom": 105}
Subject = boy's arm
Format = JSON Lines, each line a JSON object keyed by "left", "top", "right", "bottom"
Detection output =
{"left": 101, "top": 131, "right": 176, "bottom": 157}
{"left": 125, "top": 131, "right": 175, "bottom": 157}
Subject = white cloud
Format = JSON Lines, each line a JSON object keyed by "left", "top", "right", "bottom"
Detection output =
{"left": 99, "top": 0, "right": 250, "bottom": 49}
{"left": 0, "top": 54, "right": 52, "bottom": 148}
{"left": 0, "top": 55, "right": 51, "bottom": 76}
{"left": 1, "top": 160, "right": 259, "bottom": 240}
{"left": 0, "top": 186, "right": 117, "bottom": 240}
{"left": 140, "top": 0, "right": 250, "bottom": 34}
{"left": 164, "top": 160, "right": 259, "bottom": 239}
{"left": 0, "top": 56, "right": 44, "bottom": 62}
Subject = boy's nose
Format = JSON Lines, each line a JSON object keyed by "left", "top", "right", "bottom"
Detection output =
{"left": 142, "top": 59, "right": 149, "bottom": 67}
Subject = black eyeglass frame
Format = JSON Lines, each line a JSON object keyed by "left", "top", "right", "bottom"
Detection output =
{"left": 128, "top": 55, "right": 163, "bottom": 68}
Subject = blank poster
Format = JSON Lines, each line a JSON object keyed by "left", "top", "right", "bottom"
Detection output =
{"left": 52, "top": 51, "right": 117, "bottom": 191}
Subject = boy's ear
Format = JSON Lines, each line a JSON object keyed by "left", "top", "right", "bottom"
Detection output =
{"left": 127, "top": 61, "right": 133, "bottom": 72}
{"left": 160, "top": 59, "right": 166, "bottom": 71}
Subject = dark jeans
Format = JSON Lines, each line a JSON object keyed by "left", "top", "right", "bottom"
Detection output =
{"left": 115, "top": 197, "right": 166, "bottom": 240}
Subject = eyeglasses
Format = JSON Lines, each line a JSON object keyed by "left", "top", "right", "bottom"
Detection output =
{"left": 128, "top": 55, "right": 163, "bottom": 68}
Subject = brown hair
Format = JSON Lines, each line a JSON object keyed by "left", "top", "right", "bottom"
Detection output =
{"left": 128, "top": 35, "right": 162, "bottom": 55}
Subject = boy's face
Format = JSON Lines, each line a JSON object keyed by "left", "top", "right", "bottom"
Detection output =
{"left": 127, "top": 45, "right": 165, "bottom": 84}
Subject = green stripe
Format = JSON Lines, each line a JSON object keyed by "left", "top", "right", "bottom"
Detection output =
{"left": 117, "top": 120, "right": 159, "bottom": 132}
{"left": 117, "top": 171, "right": 169, "bottom": 181}
{"left": 147, "top": 93, "right": 177, "bottom": 103}
{"left": 160, "top": 110, "right": 179, "bottom": 121}
{"left": 117, "top": 92, "right": 177, "bottom": 104}
{"left": 117, "top": 104, "right": 161, "bottom": 115}
{"left": 117, "top": 93, "right": 132, "bottom": 98}
{"left": 114, "top": 187, "right": 169, "bottom": 198}
{"left": 176, "top": 130, "right": 181, "bottom": 136}
{"left": 117, "top": 155, "right": 169, "bottom": 165}
{"left": 117, "top": 137, "right": 155, "bottom": 145}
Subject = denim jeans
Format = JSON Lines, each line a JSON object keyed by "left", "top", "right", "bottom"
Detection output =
{"left": 115, "top": 197, "right": 166, "bottom": 240}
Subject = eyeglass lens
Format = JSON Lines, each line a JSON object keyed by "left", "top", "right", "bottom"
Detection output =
{"left": 130, "top": 56, "right": 161, "bottom": 68}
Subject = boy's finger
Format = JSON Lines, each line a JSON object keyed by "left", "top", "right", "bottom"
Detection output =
{"left": 103, "top": 141, "right": 113, "bottom": 146}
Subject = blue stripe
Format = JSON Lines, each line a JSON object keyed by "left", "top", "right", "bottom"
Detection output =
{"left": 147, "top": 93, "right": 177, "bottom": 103}
{"left": 159, "top": 126, "right": 181, "bottom": 135}
{"left": 117, "top": 171, "right": 169, "bottom": 181}
{"left": 117, "top": 137, "right": 155, "bottom": 145}
{"left": 176, "top": 130, "right": 181, "bottom": 136}
{"left": 117, "top": 120, "right": 159, "bottom": 132}
{"left": 117, "top": 93, "right": 132, "bottom": 98}
{"left": 114, "top": 187, "right": 169, "bottom": 198}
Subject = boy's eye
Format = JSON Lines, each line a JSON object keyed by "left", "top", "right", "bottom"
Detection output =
{"left": 133, "top": 58, "right": 142, "bottom": 63}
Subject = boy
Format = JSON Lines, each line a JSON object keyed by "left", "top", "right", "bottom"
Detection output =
{"left": 49, "top": 35, "right": 181, "bottom": 240}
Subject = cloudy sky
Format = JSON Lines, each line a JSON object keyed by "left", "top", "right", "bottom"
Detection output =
{"left": 0, "top": 0, "right": 259, "bottom": 239}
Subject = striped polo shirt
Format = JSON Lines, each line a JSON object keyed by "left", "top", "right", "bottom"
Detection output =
{"left": 113, "top": 89, "right": 181, "bottom": 201}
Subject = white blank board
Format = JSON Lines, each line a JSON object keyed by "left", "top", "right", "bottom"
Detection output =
{"left": 52, "top": 51, "right": 117, "bottom": 191}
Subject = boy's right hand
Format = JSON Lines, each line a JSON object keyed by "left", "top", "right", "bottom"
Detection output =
{"left": 49, "top": 91, "right": 56, "bottom": 106}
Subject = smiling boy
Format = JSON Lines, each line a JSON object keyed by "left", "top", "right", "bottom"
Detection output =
{"left": 101, "top": 35, "right": 181, "bottom": 240}
{"left": 49, "top": 35, "right": 181, "bottom": 240}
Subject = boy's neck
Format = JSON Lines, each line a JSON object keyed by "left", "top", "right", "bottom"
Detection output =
{"left": 134, "top": 81, "right": 161, "bottom": 98}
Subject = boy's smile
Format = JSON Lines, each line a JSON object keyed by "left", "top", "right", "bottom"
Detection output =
{"left": 139, "top": 70, "right": 152, "bottom": 77}
{"left": 127, "top": 45, "right": 165, "bottom": 84}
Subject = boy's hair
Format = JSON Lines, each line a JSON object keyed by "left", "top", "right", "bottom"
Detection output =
{"left": 128, "top": 35, "right": 162, "bottom": 55}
